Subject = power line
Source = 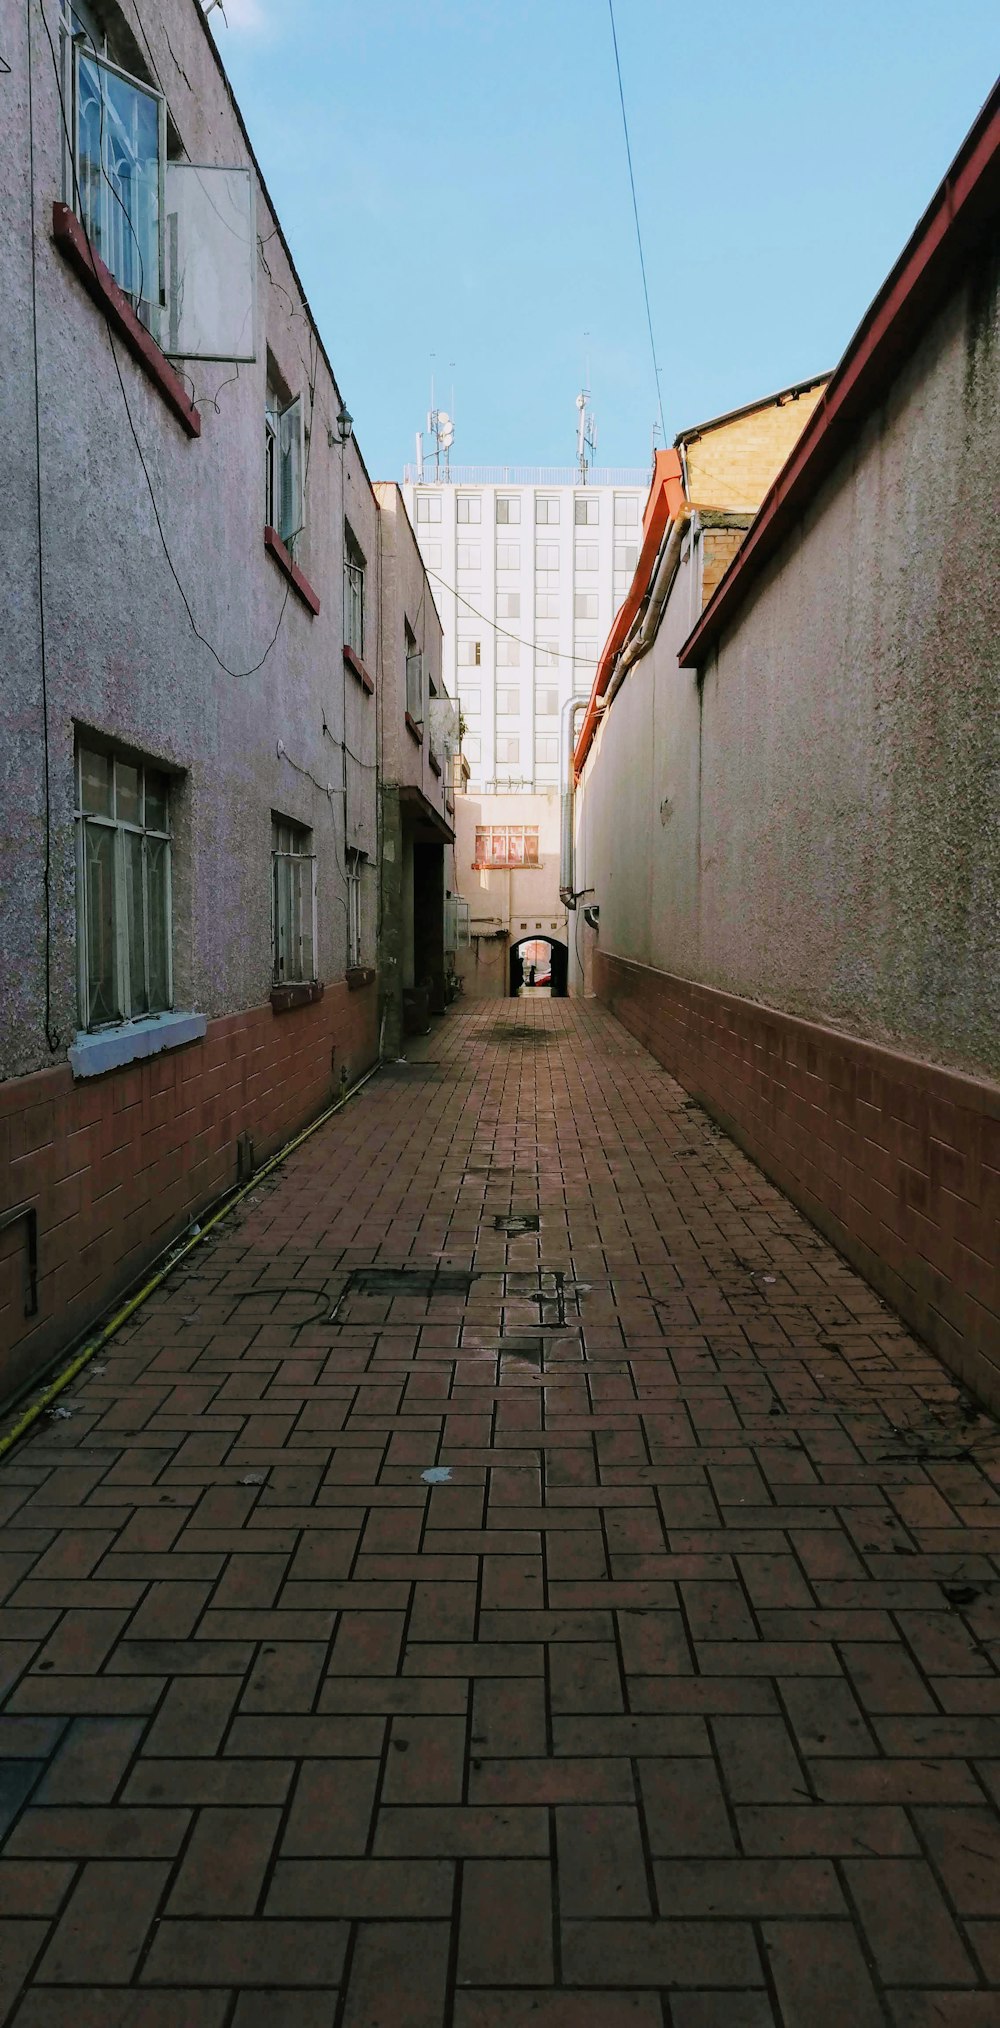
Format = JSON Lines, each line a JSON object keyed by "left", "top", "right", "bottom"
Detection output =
{"left": 425, "top": 570, "right": 600, "bottom": 671}
{"left": 607, "top": 0, "right": 666, "bottom": 449}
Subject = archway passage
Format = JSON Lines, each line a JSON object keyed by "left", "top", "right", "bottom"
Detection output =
{"left": 510, "top": 935, "right": 568, "bottom": 998}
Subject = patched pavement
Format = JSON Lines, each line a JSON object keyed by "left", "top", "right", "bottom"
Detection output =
{"left": 0, "top": 998, "right": 998, "bottom": 2025}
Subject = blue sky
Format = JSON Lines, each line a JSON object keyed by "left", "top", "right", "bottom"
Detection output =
{"left": 214, "top": 0, "right": 998, "bottom": 478}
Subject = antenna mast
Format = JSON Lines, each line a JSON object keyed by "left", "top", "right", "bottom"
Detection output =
{"left": 575, "top": 387, "right": 597, "bottom": 484}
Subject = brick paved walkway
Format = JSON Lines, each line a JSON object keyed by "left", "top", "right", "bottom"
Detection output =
{"left": 0, "top": 999, "right": 998, "bottom": 2026}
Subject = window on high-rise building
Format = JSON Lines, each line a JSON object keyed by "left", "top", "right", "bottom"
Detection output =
{"left": 496, "top": 542, "right": 520, "bottom": 570}
{"left": 614, "top": 495, "right": 639, "bottom": 525}
{"left": 535, "top": 687, "right": 559, "bottom": 717}
{"left": 457, "top": 543, "right": 481, "bottom": 572}
{"left": 535, "top": 637, "right": 559, "bottom": 668}
{"left": 496, "top": 591, "right": 520, "bottom": 618}
{"left": 574, "top": 639, "right": 598, "bottom": 666}
{"left": 457, "top": 639, "right": 482, "bottom": 666}
{"left": 495, "top": 736, "right": 520, "bottom": 763}
{"left": 614, "top": 543, "right": 639, "bottom": 573}
{"left": 575, "top": 496, "right": 599, "bottom": 525}
{"left": 459, "top": 687, "right": 481, "bottom": 717}
{"left": 415, "top": 494, "right": 442, "bottom": 522}
{"left": 496, "top": 688, "right": 520, "bottom": 716}
{"left": 496, "top": 497, "right": 521, "bottom": 524}
{"left": 575, "top": 543, "right": 599, "bottom": 572}
{"left": 575, "top": 592, "right": 598, "bottom": 620}
{"left": 535, "top": 497, "right": 559, "bottom": 525}
{"left": 535, "top": 543, "right": 559, "bottom": 571}
{"left": 420, "top": 540, "right": 442, "bottom": 568}
{"left": 496, "top": 639, "right": 520, "bottom": 666}
{"left": 457, "top": 496, "right": 481, "bottom": 523}
{"left": 536, "top": 735, "right": 558, "bottom": 764}
{"left": 535, "top": 593, "right": 559, "bottom": 619}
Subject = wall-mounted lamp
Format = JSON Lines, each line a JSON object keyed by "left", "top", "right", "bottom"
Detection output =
{"left": 335, "top": 407, "right": 354, "bottom": 444}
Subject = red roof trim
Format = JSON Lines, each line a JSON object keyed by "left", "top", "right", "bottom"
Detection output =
{"left": 574, "top": 450, "right": 685, "bottom": 778}
{"left": 678, "top": 80, "right": 1000, "bottom": 670}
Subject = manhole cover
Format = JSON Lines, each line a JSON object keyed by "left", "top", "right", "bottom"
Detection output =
{"left": 494, "top": 1214, "right": 539, "bottom": 1235}
{"left": 341, "top": 1267, "right": 476, "bottom": 1299}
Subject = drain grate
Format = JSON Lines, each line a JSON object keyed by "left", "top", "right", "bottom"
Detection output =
{"left": 339, "top": 1267, "right": 476, "bottom": 1300}
{"left": 494, "top": 1214, "right": 540, "bottom": 1235}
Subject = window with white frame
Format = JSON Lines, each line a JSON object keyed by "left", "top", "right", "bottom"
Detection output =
{"left": 265, "top": 377, "right": 305, "bottom": 545}
{"left": 614, "top": 543, "right": 639, "bottom": 573}
{"left": 575, "top": 591, "right": 599, "bottom": 620}
{"left": 62, "top": 2, "right": 164, "bottom": 328}
{"left": 496, "top": 638, "right": 521, "bottom": 666}
{"left": 457, "top": 543, "right": 481, "bottom": 572}
{"left": 344, "top": 521, "right": 365, "bottom": 657}
{"left": 535, "top": 687, "right": 559, "bottom": 716}
{"left": 75, "top": 743, "right": 172, "bottom": 1031}
{"left": 535, "top": 593, "right": 559, "bottom": 619}
{"left": 464, "top": 733, "right": 482, "bottom": 763}
{"left": 419, "top": 540, "right": 442, "bottom": 568}
{"left": 575, "top": 496, "right": 599, "bottom": 525}
{"left": 495, "top": 496, "right": 520, "bottom": 524}
{"left": 496, "top": 687, "right": 520, "bottom": 716}
{"left": 575, "top": 639, "right": 598, "bottom": 666}
{"left": 535, "top": 571, "right": 560, "bottom": 592}
{"left": 457, "top": 638, "right": 481, "bottom": 666}
{"left": 536, "top": 734, "right": 559, "bottom": 764}
{"left": 459, "top": 687, "right": 481, "bottom": 717}
{"left": 346, "top": 848, "right": 363, "bottom": 969}
{"left": 271, "top": 816, "right": 316, "bottom": 984}
{"left": 615, "top": 495, "right": 639, "bottom": 525}
{"left": 415, "top": 493, "right": 442, "bottom": 522}
{"left": 496, "top": 542, "right": 520, "bottom": 570}
{"left": 575, "top": 542, "right": 599, "bottom": 572}
{"left": 496, "top": 591, "right": 520, "bottom": 618}
{"left": 535, "top": 637, "right": 559, "bottom": 668}
{"left": 535, "top": 497, "right": 559, "bottom": 525}
{"left": 535, "top": 543, "right": 560, "bottom": 571}
{"left": 495, "top": 735, "right": 520, "bottom": 764}
{"left": 456, "top": 496, "right": 481, "bottom": 523}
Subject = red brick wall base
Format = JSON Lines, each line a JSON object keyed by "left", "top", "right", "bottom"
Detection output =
{"left": 594, "top": 950, "right": 1000, "bottom": 1412}
{"left": 0, "top": 985, "right": 378, "bottom": 1403}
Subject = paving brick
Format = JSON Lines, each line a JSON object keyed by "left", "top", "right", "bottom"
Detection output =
{"left": 556, "top": 1803, "right": 651, "bottom": 1916}
{"left": 458, "top": 1859, "right": 553, "bottom": 1983}
{"left": 1, "top": 1001, "right": 999, "bottom": 2024}
{"left": 37, "top": 1859, "right": 170, "bottom": 1981}
{"left": 167, "top": 1805, "right": 281, "bottom": 1913}
{"left": 763, "top": 1919, "right": 884, "bottom": 2027}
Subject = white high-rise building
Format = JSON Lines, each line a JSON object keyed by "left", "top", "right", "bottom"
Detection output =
{"left": 401, "top": 466, "right": 649, "bottom": 792}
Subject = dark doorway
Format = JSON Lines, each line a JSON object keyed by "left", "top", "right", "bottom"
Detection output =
{"left": 509, "top": 936, "right": 568, "bottom": 999}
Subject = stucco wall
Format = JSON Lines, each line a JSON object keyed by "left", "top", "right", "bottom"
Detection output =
{"left": 1, "top": 0, "right": 379, "bottom": 1084}
{"left": 454, "top": 791, "right": 567, "bottom": 997}
{"left": 577, "top": 249, "right": 1000, "bottom": 1084}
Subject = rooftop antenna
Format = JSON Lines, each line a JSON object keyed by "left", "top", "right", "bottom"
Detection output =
{"left": 415, "top": 360, "right": 455, "bottom": 481}
{"left": 576, "top": 386, "right": 597, "bottom": 484}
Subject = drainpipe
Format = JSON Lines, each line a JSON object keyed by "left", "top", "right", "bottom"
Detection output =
{"left": 559, "top": 694, "right": 587, "bottom": 909}
{"left": 602, "top": 505, "right": 692, "bottom": 712}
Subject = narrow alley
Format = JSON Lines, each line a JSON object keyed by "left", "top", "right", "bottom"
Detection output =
{"left": 0, "top": 1000, "right": 997, "bottom": 2024}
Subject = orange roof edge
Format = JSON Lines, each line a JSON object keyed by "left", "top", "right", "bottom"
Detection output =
{"left": 574, "top": 450, "right": 684, "bottom": 780}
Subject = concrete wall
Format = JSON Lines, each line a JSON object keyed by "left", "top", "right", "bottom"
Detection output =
{"left": 576, "top": 245, "right": 1000, "bottom": 1404}
{"left": 453, "top": 790, "right": 567, "bottom": 997}
{"left": 0, "top": 0, "right": 380, "bottom": 1392}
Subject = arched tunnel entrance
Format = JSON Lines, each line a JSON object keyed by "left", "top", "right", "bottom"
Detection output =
{"left": 509, "top": 935, "right": 568, "bottom": 999}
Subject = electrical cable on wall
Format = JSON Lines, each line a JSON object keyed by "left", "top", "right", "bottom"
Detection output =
{"left": 26, "top": 0, "right": 59, "bottom": 1052}
{"left": 37, "top": 0, "right": 307, "bottom": 684}
{"left": 607, "top": 0, "right": 666, "bottom": 449}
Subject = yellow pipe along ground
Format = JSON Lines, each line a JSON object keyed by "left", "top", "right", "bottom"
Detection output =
{"left": 0, "top": 1060, "right": 384, "bottom": 1464}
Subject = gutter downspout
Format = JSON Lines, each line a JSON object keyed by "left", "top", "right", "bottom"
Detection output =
{"left": 602, "top": 505, "right": 692, "bottom": 713}
{"left": 559, "top": 694, "right": 587, "bottom": 909}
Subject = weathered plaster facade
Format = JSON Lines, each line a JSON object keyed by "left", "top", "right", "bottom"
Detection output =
{"left": 372, "top": 485, "right": 457, "bottom": 1057}
{"left": 574, "top": 112, "right": 1000, "bottom": 1403}
{"left": 454, "top": 791, "right": 568, "bottom": 998}
{"left": 0, "top": 0, "right": 380, "bottom": 1393}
